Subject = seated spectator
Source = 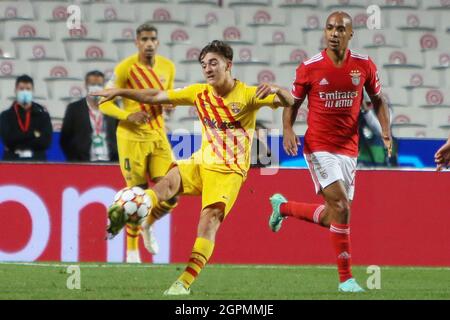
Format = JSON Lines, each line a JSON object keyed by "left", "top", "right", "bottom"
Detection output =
{"left": 60, "top": 70, "right": 118, "bottom": 162}
{"left": 358, "top": 91, "right": 398, "bottom": 167}
{"left": 0, "top": 74, "right": 52, "bottom": 161}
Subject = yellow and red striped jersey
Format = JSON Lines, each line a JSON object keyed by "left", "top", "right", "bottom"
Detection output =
{"left": 167, "top": 80, "right": 276, "bottom": 177}
{"left": 100, "top": 53, "right": 175, "bottom": 141}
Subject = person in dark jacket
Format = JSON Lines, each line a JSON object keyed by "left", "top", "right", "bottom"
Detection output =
{"left": 0, "top": 74, "right": 52, "bottom": 161}
{"left": 60, "top": 70, "right": 118, "bottom": 162}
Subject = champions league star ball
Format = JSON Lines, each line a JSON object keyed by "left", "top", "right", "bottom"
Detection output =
{"left": 113, "top": 186, "right": 152, "bottom": 221}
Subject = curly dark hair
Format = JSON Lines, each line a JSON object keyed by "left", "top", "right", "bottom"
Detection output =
{"left": 198, "top": 40, "right": 233, "bottom": 63}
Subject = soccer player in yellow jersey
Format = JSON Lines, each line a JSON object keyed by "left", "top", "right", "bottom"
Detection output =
{"left": 93, "top": 40, "right": 293, "bottom": 295}
{"left": 100, "top": 23, "right": 178, "bottom": 263}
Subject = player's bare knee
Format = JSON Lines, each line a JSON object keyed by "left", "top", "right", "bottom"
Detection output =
{"left": 200, "top": 208, "right": 225, "bottom": 229}
{"left": 202, "top": 207, "right": 225, "bottom": 223}
{"left": 329, "top": 198, "right": 350, "bottom": 221}
{"left": 197, "top": 207, "right": 224, "bottom": 237}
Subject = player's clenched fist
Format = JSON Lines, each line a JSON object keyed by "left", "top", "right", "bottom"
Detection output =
{"left": 127, "top": 111, "right": 150, "bottom": 124}
{"left": 256, "top": 83, "right": 279, "bottom": 99}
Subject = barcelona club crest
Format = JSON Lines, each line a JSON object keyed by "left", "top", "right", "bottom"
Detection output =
{"left": 230, "top": 102, "right": 242, "bottom": 114}
{"left": 350, "top": 70, "right": 361, "bottom": 86}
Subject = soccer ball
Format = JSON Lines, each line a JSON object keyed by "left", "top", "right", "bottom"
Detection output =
{"left": 113, "top": 186, "right": 152, "bottom": 221}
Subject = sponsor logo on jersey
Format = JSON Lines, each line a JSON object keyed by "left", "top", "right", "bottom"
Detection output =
{"left": 319, "top": 90, "right": 359, "bottom": 108}
{"left": 319, "top": 78, "right": 329, "bottom": 85}
{"left": 203, "top": 118, "right": 243, "bottom": 130}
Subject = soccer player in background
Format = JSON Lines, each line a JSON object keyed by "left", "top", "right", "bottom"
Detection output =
{"left": 435, "top": 134, "right": 450, "bottom": 171}
{"left": 269, "top": 12, "right": 392, "bottom": 292}
{"left": 93, "top": 40, "right": 293, "bottom": 295}
{"left": 100, "top": 23, "right": 178, "bottom": 263}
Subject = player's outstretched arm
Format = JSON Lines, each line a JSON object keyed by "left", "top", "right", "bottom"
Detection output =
{"left": 92, "top": 88, "right": 171, "bottom": 104}
{"left": 434, "top": 134, "right": 450, "bottom": 171}
{"left": 256, "top": 83, "right": 295, "bottom": 108}
{"left": 282, "top": 99, "right": 303, "bottom": 156}
{"left": 370, "top": 93, "right": 392, "bottom": 157}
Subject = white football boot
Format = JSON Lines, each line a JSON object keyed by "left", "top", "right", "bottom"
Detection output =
{"left": 126, "top": 250, "right": 141, "bottom": 263}
{"left": 141, "top": 221, "right": 159, "bottom": 255}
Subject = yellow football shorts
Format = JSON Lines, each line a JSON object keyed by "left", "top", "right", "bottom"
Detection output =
{"left": 117, "top": 133, "right": 175, "bottom": 187}
{"left": 177, "top": 156, "right": 244, "bottom": 216}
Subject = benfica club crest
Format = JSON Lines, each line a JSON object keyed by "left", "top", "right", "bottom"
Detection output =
{"left": 350, "top": 70, "right": 361, "bottom": 86}
{"left": 230, "top": 102, "right": 241, "bottom": 114}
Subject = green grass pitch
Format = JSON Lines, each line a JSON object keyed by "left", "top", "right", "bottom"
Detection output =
{"left": 0, "top": 263, "right": 449, "bottom": 300}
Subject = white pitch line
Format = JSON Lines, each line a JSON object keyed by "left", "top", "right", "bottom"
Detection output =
{"left": 0, "top": 262, "right": 449, "bottom": 271}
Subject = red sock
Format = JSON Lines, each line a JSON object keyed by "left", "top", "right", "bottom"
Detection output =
{"left": 280, "top": 202, "right": 325, "bottom": 224}
{"left": 330, "top": 223, "right": 353, "bottom": 282}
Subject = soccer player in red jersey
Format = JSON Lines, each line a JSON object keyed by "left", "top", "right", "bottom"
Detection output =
{"left": 269, "top": 11, "right": 392, "bottom": 292}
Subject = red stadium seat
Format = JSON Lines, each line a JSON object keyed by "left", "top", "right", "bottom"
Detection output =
{"left": 237, "top": 7, "right": 287, "bottom": 27}
{"left": 207, "top": 25, "right": 256, "bottom": 45}
{"left": 388, "top": 11, "right": 437, "bottom": 31}
{"left": 171, "top": 43, "right": 204, "bottom": 64}
{"left": 356, "top": 29, "right": 405, "bottom": 49}
{"left": 0, "top": 1, "right": 34, "bottom": 21}
{"left": 406, "top": 32, "right": 450, "bottom": 51}
{"left": 134, "top": 4, "right": 187, "bottom": 25}
{"left": 381, "top": 87, "right": 409, "bottom": 108}
{"left": 88, "top": 3, "right": 136, "bottom": 23}
{"left": 373, "top": 47, "right": 424, "bottom": 69}
{"left": 0, "top": 59, "right": 31, "bottom": 79}
{"left": 0, "top": 41, "right": 16, "bottom": 59}
{"left": 3, "top": 21, "right": 51, "bottom": 41}
{"left": 370, "top": 0, "right": 420, "bottom": 10}
{"left": 33, "top": 61, "right": 84, "bottom": 82}
{"left": 387, "top": 69, "right": 440, "bottom": 89}
{"left": 105, "top": 23, "right": 136, "bottom": 43}
{"left": 256, "top": 26, "right": 303, "bottom": 46}
{"left": 424, "top": 0, "right": 450, "bottom": 10}
{"left": 67, "top": 42, "right": 119, "bottom": 62}
{"left": 288, "top": 9, "right": 324, "bottom": 31}
{"left": 272, "top": 0, "right": 319, "bottom": 9}
{"left": 232, "top": 45, "right": 271, "bottom": 65}
{"left": 17, "top": 41, "right": 66, "bottom": 61}
{"left": 47, "top": 80, "right": 86, "bottom": 102}
{"left": 410, "top": 88, "right": 450, "bottom": 108}
{"left": 272, "top": 45, "right": 316, "bottom": 66}
{"left": 424, "top": 50, "right": 450, "bottom": 69}
{"left": 323, "top": 0, "right": 367, "bottom": 10}
{"left": 157, "top": 26, "right": 207, "bottom": 46}
{"left": 188, "top": 7, "right": 235, "bottom": 27}
{"left": 223, "top": 0, "right": 271, "bottom": 7}
{"left": 33, "top": 1, "right": 86, "bottom": 24}
{"left": 53, "top": 22, "right": 103, "bottom": 42}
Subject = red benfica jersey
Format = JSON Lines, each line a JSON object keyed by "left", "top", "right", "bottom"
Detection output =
{"left": 291, "top": 49, "right": 382, "bottom": 157}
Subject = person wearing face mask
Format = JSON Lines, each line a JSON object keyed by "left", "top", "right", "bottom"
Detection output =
{"left": 0, "top": 74, "right": 52, "bottom": 161}
{"left": 60, "top": 70, "right": 118, "bottom": 162}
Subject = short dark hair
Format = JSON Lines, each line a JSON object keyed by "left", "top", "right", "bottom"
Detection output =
{"left": 136, "top": 23, "right": 158, "bottom": 37}
{"left": 198, "top": 40, "right": 233, "bottom": 63}
{"left": 85, "top": 70, "right": 105, "bottom": 82}
{"left": 15, "top": 74, "right": 34, "bottom": 88}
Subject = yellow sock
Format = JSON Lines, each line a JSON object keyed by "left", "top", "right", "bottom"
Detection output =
{"left": 145, "top": 189, "right": 159, "bottom": 210}
{"left": 126, "top": 224, "right": 141, "bottom": 251}
{"left": 178, "top": 237, "right": 215, "bottom": 288}
{"left": 145, "top": 199, "right": 178, "bottom": 225}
